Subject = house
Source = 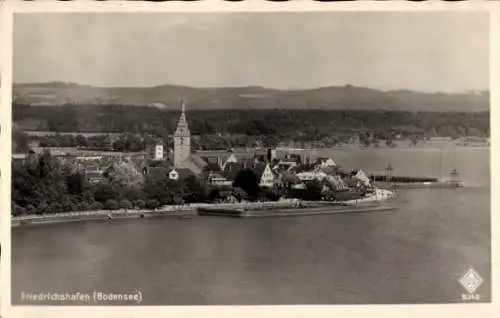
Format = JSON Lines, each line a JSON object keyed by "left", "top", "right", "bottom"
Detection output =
{"left": 252, "top": 163, "right": 276, "bottom": 188}
{"left": 296, "top": 170, "right": 328, "bottom": 181}
{"left": 221, "top": 153, "right": 238, "bottom": 170}
{"left": 207, "top": 171, "right": 232, "bottom": 186}
{"left": 316, "top": 157, "right": 336, "bottom": 167}
{"left": 325, "top": 175, "right": 348, "bottom": 191}
{"left": 12, "top": 153, "right": 27, "bottom": 163}
{"left": 200, "top": 155, "right": 225, "bottom": 171}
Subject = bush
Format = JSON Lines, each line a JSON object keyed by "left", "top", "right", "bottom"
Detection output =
{"left": 78, "top": 201, "right": 91, "bottom": 211}
{"left": 36, "top": 201, "right": 50, "bottom": 215}
{"left": 50, "top": 202, "right": 63, "bottom": 213}
{"left": 61, "top": 197, "right": 74, "bottom": 212}
{"left": 89, "top": 201, "right": 104, "bottom": 210}
{"left": 12, "top": 204, "right": 26, "bottom": 216}
{"left": 119, "top": 199, "right": 133, "bottom": 209}
{"left": 146, "top": 199, "right": 160, "bottom": 209}
{"left": 26, "top": 204, "right": 36, "bottom": 215}
{"left": 104, "top": 199, "right": 119, "bottom": 210}
{"left": 82, "top": 190, "right": 95, "bottom": 204}
{"left": 135, "top": 199, "right": 146, "bottom": 209}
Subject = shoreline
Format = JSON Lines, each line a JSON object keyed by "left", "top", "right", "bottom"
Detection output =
{"left": 11, "top": 200, "right": 393, "bottom": 227}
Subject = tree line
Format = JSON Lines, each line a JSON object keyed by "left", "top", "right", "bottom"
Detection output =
{"left": 12, "top": 151, "right": 357, "bottom": 216}
{"left": 13, "top": 103, "right": 490, "bottom": 152}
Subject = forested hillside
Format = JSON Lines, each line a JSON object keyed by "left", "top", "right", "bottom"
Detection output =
{"left": 13, "top": 103, "right": 490, "bottom": 152}
{"left": 13, "top": 82, "right": 489, "bottom": 112}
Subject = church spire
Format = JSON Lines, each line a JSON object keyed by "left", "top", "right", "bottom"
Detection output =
{"left": 174, "top": 97, "right": 191, "bottom": 168}
{"left": 175, "top": 97, "right": 190, "bottom": 136}
{"left": 177, "top": 98, "right": 188, "bottom": 128}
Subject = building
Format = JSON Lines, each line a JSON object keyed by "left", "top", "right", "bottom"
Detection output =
{"left": 174, "top": 99, "right": 191, "bottom": 168}
{"left": 171, "top": 99, "right": 207, "bottom": 175}
{"left": 316, "top": 157, "right": 336, "bottom": 167}
{"left": 254, "top": 163, "right": 276, "bottom": 188}
{"left": 154, "top": 143, "right": 164, "bottom": 161}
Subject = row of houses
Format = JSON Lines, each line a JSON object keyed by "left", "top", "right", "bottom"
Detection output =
{"left": 13, "top": 145, "right": 352, "bottom": 192}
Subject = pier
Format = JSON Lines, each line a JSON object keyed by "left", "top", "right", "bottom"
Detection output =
{"left": 370, "top": 175, "right": 438, "bottom": 183}
{"left": 197, "top": 203, "right": 397, "bottom": 218}
{"left": 370, "top": 166, "right": 463, "bottom": 189}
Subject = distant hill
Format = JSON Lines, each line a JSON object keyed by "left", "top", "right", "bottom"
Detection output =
{"left": 13, "top": 82, "right": 489, "bottom": 112}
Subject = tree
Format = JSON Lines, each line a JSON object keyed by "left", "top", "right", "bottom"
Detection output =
{"left": 92, "top": 182, "right": 120, "bottom": 203}
{"left": 105, "top": 162, "right": 145, "bottom": 189}
{"left": 36, "top": 201, "right": 50, "bottom": 215}
{"left": 90, "top": 201, "right": 104, "bottom": 210}
{"left": 78, "top": 201, "right": 91, "bottom": 211}
{"left": 66, "top": 172, "right": 86, "bottom": 195}
{"left": 304, "top": 180, "right": 323, "bottom": 201}
{"left": 104, "top": 199, "right": 119, "bottom": 210}
{"left": 182, "top": 175, "right": 208, "bottom": 203}
{"left": 146, "top": 199, "right": 160, "bottom": 209}
{"left": 119, "top": 199, "right": 133, "bottom": 209}
{"left": 12, "top": 204, "right": 27, "bottom": 216}
{"left": 135, "top": 199, "right": 146, "bottom": 209}
{"left": 50, "top": 202, "right": 63, "bottom": 213}
{"left": 12, "top": 131, "right": 30, "bottom": 153}
{"left": 232, "top": 169, "right": 261, "bottom": 200}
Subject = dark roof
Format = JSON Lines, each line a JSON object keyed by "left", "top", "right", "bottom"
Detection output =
{"left": 251, "top": 163, "right": 267, "bottom": 179}
{"left": 204, "top": 162, "right": 222, "bottom": 172}
{"left": 216, "top": 184, "right": 233, "bottom": 192}
{"left": 86, "top": 171, "right": 104, "bottom": 179}
{"left": 200, "top": 156, "right": 219, "bottom": 164}
{"left": 319, "top": 165, "right": 340, "bottom": 175}
{"left": 223, "top": 161, "right": 243, "bottom": 173}
{"left": 315, "top": 157, "right": 330, "bottom": 164}
{"left": 224, "top": 163, "right": 244, "bottom": 181}
{"left": 289, "top": 165, "right": 311, "bottom": 174}
{"left": 254, "top": 155, "right": 267, "bottom": 163}
{"left": 175, "top": 168, "right": 196, "bottom": 179}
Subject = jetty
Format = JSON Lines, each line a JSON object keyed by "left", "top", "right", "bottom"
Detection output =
{"left": 369, "top": 168, "right": 464, "bottom": 189}
{"left": 12, "top": 199, "right": 398, "bottom": 226}
{"left": 197, "top": 202, "right": 397, "bottom": 218}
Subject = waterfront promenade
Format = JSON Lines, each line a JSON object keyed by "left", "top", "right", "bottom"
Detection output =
{"left": 11, "top": 199, "right": 396, "bottom": 226}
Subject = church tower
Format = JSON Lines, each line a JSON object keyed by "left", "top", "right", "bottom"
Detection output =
{"left": 173, "top": 99, "right": 191, "bottom": 168}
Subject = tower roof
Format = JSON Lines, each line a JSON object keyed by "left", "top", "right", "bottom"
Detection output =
{"left": 175, "top": 98, "right": 190, "bottom": 136}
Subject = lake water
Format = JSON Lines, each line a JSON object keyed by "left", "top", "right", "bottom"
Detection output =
{"left": 11, "top": 147, "right": 490, "bottom": 305}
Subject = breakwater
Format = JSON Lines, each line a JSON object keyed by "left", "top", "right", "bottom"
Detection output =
{"left": 375, "top": 181, "right": 463, "bottom": 189}
{"left": 11, "top": 199, "right": 397, "bottom": 226}
{"left": 370, "top": 175, "right": 439, "bottom": 183}
{"left": 198, "top": 203, "right": 397, "bottom": 218}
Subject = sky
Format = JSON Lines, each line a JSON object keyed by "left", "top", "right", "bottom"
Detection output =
{"left": 13, "top": 12, "right": 489, "bottom": 92}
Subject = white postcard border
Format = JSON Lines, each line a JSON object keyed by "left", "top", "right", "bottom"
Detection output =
{"left": 1, "top": 1, "right": 498, "bottom": 318}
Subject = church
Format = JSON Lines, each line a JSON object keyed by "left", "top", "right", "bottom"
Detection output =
{"left": 169, "top": 99, "right": 207, "bottom": 176}
{"left": 145, "top": 99, "right": 208, "bottom": 182}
